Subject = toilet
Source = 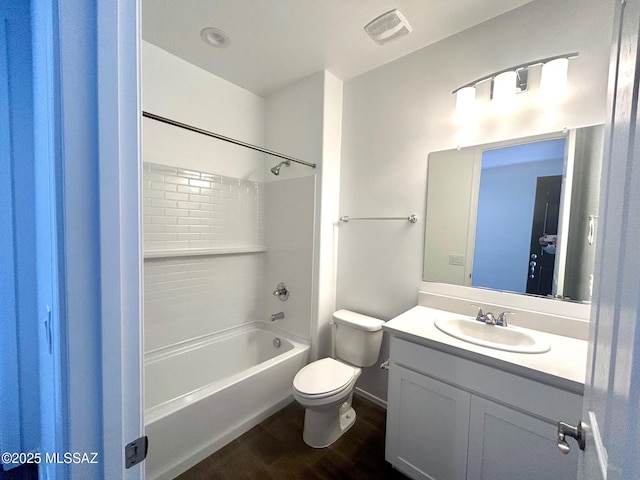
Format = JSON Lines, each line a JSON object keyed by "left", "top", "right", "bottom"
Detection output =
{"left": 292, "top": 309, "right": 385, "bottom": 448}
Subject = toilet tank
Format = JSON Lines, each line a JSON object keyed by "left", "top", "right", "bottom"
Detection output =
{"left": 333, "top": 310, "right": 385, "bottom": 367}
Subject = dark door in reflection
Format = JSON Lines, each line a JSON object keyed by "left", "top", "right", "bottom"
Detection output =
{"left": 527, "top": 175, "right": 562, "bottom": 295}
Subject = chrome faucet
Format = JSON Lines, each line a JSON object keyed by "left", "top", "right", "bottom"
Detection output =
{"left": 484, "top": 312, "right": 497, "bottom": 325}
{"left": 471, "top": 305, "right": 513, "bottom": 327}
{"left": 273, "top": 282, "right": 289, "bottom": 301}
{"left": 496, "top": 312, "right": 513, "bottom": 327}
{"left": 270, "top": 312, "right": 285, "bottom": 322}
{"left": 471, "top": 304, "right": 485, "bottom": 322}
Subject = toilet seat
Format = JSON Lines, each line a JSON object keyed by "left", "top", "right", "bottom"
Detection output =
{"left": 293, "top": 358, "right": 357, "bottom": 399}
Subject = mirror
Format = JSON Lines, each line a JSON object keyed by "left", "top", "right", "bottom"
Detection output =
{"left": 423, "top": 125, "right": 605, "bottom": 303}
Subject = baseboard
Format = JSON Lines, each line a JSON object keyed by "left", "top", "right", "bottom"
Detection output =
{"left": 355, "top": 387, "right": 387, "bottom": 409}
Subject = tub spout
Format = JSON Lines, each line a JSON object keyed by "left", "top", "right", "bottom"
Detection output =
{"left": 270, "top": 312, "right": 285, "bottom": 322}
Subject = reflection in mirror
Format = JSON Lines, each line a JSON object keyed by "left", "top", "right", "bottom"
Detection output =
{"left": 423, "top": 125, "right": 604, "bottom": 303}
{"left": 474, "top": 139, "right": 566, "bottom": 296}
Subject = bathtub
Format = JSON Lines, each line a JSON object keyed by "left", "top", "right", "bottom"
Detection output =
{"left": 144, "top": 322, "right": 310, "bottom": 480}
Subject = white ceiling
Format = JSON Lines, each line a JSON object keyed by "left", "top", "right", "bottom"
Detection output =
{"left": 482, "top": 138, "right": 567, "bottom": 169}
{"left": 142, "top": 0, "right": 534, "bottom": 97}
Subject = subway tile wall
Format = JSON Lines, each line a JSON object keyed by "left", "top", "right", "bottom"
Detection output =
{"left": 144, "top": 254, "right": 264, "bottom": 351}
{"left": 143, "top": 162, "right": 265, "bottom": 351}
{"left": 143, "top": 162, "right": 263, "bottom": 252}
{"left": 142, "top": 162, "right": 316, "bottom": 352}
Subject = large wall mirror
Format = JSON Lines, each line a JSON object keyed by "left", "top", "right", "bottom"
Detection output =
{"left": 423, "top": 125, "right": 604, "bottom": 303}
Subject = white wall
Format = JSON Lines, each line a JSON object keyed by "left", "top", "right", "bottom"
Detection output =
{"left": 564, "top": 125, "right": 605, "bottom": 301}
{"left": 142, "top": 42, "right": 268, "bottom": 351}
{"left": 142, "top": 41, "right": 265, "bottom": 180}
{"left": 264, "top": 71, "right": 343, "bottom": 357}
{"left": 424, "top": 147, "right": 477, "bottom": 286}
{"left": 338, "top": 0, "right": 614, "bottom": 402}
{"left": 316, "top": 73, "right": 344, "bottom": 358}
{"left": 264, "top": 72, "right": 324, "bottom": 181}
{"left": 264, "top": 177, "right": 316, "bottom": 340}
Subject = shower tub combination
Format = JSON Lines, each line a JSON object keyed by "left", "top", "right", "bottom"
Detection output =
{"left": 144, "top": 322, "right": 309, "bottom": 480}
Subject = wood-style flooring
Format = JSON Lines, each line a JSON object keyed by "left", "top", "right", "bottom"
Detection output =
{"left": 176, "top": 395, "right": 407, "bottom": 480}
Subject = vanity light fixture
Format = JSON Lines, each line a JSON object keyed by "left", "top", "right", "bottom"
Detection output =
{"left": 452, "top": 52, "right": 578, "bottom": 114}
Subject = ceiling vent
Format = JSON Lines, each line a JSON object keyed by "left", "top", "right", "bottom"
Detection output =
{"left": 364, "top": 9, "right": 412, "bottom": 46}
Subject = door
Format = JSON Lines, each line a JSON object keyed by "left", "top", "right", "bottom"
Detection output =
{"left": 386, "top": 364, "right": 471, "bottom": 480}
{"left": 565, "top": 1, "right": 640, "bottom": 478}
{"left": 467, "top": 396, "right": 577, "bottom": 480}
{"left": 526, "top": 175, "right": 562, "bottom": 296}
{"left": 46, "top": 0, "right": 144, "bottom": 478}
{"left": 32, "top": 1, "right": 63, "bottom": 478}
{"left": 0, "top": 7, "right": 22, "bottom": 467}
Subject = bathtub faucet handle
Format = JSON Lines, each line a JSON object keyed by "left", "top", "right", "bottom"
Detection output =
{"left": 270, "top": 312, "right": 285, "bottom": 322}
{"left": 273, "top": 282, "right": 289, "bottom": 301}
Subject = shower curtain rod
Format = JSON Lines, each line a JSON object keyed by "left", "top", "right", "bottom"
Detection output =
{"left": 142, "top": 111, "right": 317, "bottom": 169}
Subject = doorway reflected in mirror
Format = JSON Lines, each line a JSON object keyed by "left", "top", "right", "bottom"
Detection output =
{"left": 472, "top": 139, "right": 565, "bottom": 295}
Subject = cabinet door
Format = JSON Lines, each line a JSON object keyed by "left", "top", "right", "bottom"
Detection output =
{"left": 386, "top": 364, "right": 471, "bottom": 480}
{"left": 467, "top": 396, "right": 578, "bottom": 480}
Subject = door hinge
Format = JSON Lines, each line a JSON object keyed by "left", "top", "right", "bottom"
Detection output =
{"left": 125, "top": 436, "right": 148, "bottom": 469}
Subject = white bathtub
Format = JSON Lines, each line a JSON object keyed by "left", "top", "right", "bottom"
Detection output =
{"left": 144, "top": 322, "right": 309, "bottom": 480}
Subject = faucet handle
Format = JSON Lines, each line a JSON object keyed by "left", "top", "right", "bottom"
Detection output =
{"left": 497, "top": 311, "right": 514, "bottom": 327}
{"left": 273, "top": 282, "right": 289, "bottom": 301}
{"left": 471, "top": 304, "right": 485, "bottom": 322}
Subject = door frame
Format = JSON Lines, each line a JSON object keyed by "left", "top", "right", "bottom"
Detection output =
{"left": 53, "top": 0, "right": 143, "bottom": 478}
{"left": 96, "top": 0, "right": 144, "bottom": 479}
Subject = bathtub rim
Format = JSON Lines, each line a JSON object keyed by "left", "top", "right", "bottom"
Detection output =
{"left": 145, "top": 320, "right": 309, "bottom": 360}
{"left": 144, "top": 321, "right": 310, "bottom": 424}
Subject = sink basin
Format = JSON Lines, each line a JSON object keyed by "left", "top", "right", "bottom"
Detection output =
{"left": 434, "top": 317, "right": 550, "bottom": 354}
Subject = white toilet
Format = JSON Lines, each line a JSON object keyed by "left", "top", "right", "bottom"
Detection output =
{"left": 292, "top": 309, "right": 385, "bottom": 448}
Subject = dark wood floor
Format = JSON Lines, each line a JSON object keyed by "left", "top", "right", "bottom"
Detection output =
{"left": 176, "top": 395, "right": 407, "bottom": 480}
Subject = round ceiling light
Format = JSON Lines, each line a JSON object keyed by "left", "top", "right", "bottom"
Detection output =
{"left": 200, "top": 27, "right": 229, "bottom": 48}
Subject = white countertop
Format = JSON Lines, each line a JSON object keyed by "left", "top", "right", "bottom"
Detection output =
{"left": 384, "top": 305, "right": 587, "bottom": 394}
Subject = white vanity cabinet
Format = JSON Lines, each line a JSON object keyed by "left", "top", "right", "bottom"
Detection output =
{"left": 385, "top": 336, "right": 582, "bottom": 480}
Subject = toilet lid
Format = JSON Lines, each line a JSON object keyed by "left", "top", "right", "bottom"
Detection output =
{"left": 293, "top": 358, "right": 356, "bottom": 397}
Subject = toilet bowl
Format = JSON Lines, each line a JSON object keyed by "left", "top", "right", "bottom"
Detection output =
{"left": 292, "top": 310, "right": 384, "bottom": 448}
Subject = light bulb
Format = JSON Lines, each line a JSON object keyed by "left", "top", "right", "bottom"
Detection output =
{"left": 455, "top": 86, "right": 476, "bottom": 121}
{"left": 540, "top": 58, "right": 569, "bottom": 104}
{"left": 493, "top": 71, "right": 517, "bottom": 110}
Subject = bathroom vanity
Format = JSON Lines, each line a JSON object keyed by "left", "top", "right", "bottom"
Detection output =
{"left": 383, "top": 304, "right": 587, "bottom": 480}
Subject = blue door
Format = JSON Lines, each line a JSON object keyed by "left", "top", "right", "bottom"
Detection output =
{"left": 1, "top": 2, "right": 66, "bottom": 479}
{"left": 0, "top": 1, "right": 42, "bottom": 477}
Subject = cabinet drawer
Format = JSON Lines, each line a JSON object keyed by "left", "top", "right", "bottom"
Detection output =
{"left": 389, "top": 337, "right": 582, "bottom": 424}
